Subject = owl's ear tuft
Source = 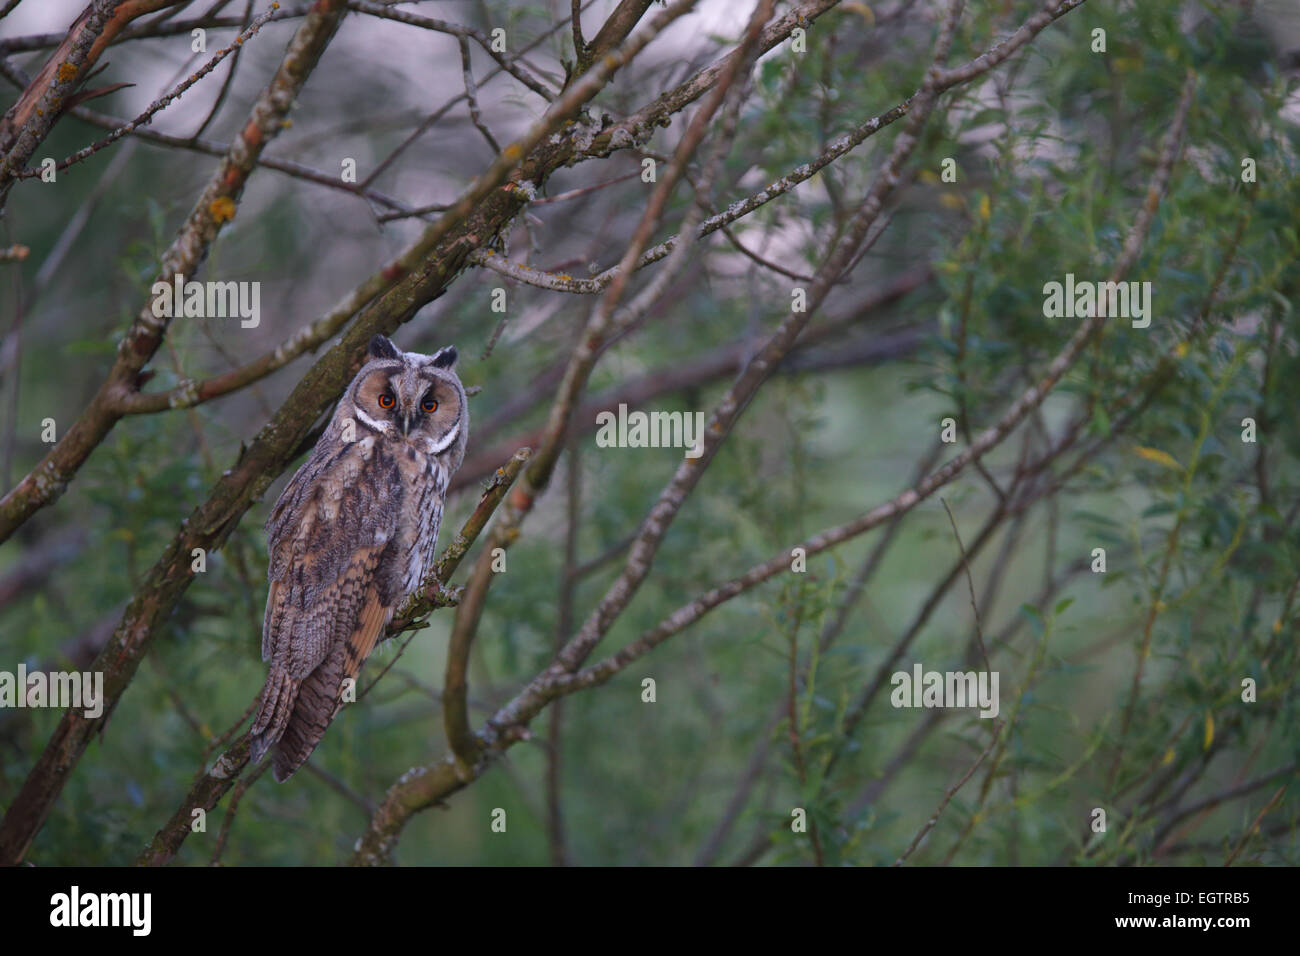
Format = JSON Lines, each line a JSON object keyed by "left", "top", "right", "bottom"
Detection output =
{"left": 431, "top": 345, "right": 458, "bottom": 369}
{"left": 368, "top": 334, "right": 400, "bottom": 361}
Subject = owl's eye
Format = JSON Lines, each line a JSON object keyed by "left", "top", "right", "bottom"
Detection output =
{"left": 378, "top": 392, "right": 395, "bottom": 409}
{"left": 421, "top": 396, "right": 438, "bottom": 413}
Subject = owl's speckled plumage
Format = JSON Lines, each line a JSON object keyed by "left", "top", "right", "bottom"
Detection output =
{"left": 249, "top": 335, "right": 468, "bottom": 782}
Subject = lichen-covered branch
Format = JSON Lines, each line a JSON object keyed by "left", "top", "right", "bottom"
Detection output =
{"left": 4, "top": 0, "right": 710, "bottom": 865}
{"left": 12, "top": 4, "right": 282, "bottom": 179}
{"left": 0, "top": 0, "right": 351, "bottom": 547}
{"left": 0, "top": 0, "right": 134, "bottom": 199}
{"left": 347, "top": 0, "right": 1129, "bottom": 866}
{"left": 0, "top": 0, "right": 354, "bottom": 863}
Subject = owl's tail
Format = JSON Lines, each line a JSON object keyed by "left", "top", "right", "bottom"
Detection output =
{"left": 250, "top": 593, "right": 392, "bottom": 781}
{"left": 270, "top": 643, "right": 350, "bottom": 782}
{"left": 249, "top": 664, "right": 297, "bottom": 767}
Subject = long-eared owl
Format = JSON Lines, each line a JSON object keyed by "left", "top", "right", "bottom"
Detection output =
{"left": 249, "top": 334, "right": 468, "bottom": 781}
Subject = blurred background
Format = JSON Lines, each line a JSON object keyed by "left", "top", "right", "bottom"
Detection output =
{"left": 1, "top": 0, "right": 1298, "bottom": 865}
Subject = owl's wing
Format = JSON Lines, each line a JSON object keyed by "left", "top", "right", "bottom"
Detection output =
{"left": 261, "top": 449, "right": 332, "bottom": 661}
{"left": 251, "top": 468, "right": 402, "bottom": 778}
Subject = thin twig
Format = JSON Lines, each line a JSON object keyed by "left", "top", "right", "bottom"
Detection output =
{"left": 188, "top": 0, "right": 255, "bottom": 143}
{"left": 14, "top": 3, "right": 282, "bottom": 179}
{"left": 458, "top": 34, "right": 501, "bottom": 154}
{"left": 347, "top": 0, "right": 556, "bottom": 100}
{"left": 941, "top": 498, "right": 992, "bottom": 673}
{"left": 1224, "top": 785, "right": 1288, "bottom": 866}
{"left": 209, "top": 759, "right": 270, "bottom": 865}
{"left": 893, "top": 731, "right": 998, "bottom": 865}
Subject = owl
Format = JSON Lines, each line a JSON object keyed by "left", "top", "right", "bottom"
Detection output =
{"left": 249, "top": 334, "right": 469, "bottom": 782}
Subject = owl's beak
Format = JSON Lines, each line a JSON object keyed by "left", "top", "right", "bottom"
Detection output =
{"left": 399, "top": 410, "right": 414, "bottom": 437}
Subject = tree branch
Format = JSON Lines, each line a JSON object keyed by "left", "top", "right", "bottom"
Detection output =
{"left": 136, "top": 448, "right": 527, "bottom": 866}
{"left": 0, "top": 0, "right": 354, "bottom": 864}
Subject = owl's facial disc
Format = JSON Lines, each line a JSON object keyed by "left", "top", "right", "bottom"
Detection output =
{"left": 391, "top": 367, "right": 462, "bottom": 446}
{"left": 349, "top": 351, "right": 462, "bottom": 454}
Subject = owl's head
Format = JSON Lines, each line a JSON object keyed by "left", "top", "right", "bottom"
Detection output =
{"left": 341, "top": 334, "right": 469, "bottom": 465}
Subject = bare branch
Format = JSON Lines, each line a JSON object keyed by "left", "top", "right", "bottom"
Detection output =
{"left": 0, "top": 0, "right": 137, "bottom": 202}
{"left": 347, "top": 0, "right": 556, "bottom": 101}
{"left": 187, "top": 0, "right": 255, "bottom": 143}
{"left": 893, "top": 730, "right": 998, "bottom": 866}
{"left": 0, "top": 3, "right": 318, "bottom": 56}
{"left": 546, "top": 0, "right": 964, "bottom": 679}
{"left": 0, "top": 62, "right": 420, "bottom": 214}
{"left": 0, "top": 0, "right": 354, "bottom": 864}
{"left": 12, "top": 3, "right": 281, "bottom": 179}
{"left": 458, "top": 34, "right": 502, "bottom": 155}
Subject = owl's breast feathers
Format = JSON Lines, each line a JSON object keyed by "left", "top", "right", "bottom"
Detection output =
{"left": 250, "top": 440, "right": 446, "bottom": 782}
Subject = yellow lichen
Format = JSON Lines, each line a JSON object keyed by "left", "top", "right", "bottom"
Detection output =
{"left": 209, "top": 196, "right": 237, "bottom": 224}
{"left": 57, "top": 62, "right": 77, "bottom": 83}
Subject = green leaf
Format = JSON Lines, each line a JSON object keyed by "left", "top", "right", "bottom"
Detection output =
{"left": 1020, "top": 604, "right": 1045, "bottom": 638}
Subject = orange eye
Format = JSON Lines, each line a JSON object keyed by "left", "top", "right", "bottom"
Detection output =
{"left": 378, "top": 392, "right": 395, "bottom": 409}
{"left": 421, "top": 398, "right": 438, "bottom": 413}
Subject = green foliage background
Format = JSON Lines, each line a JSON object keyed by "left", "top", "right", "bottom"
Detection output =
{"left": 1, "top": 0, "right": 1297, "bottom": 865}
